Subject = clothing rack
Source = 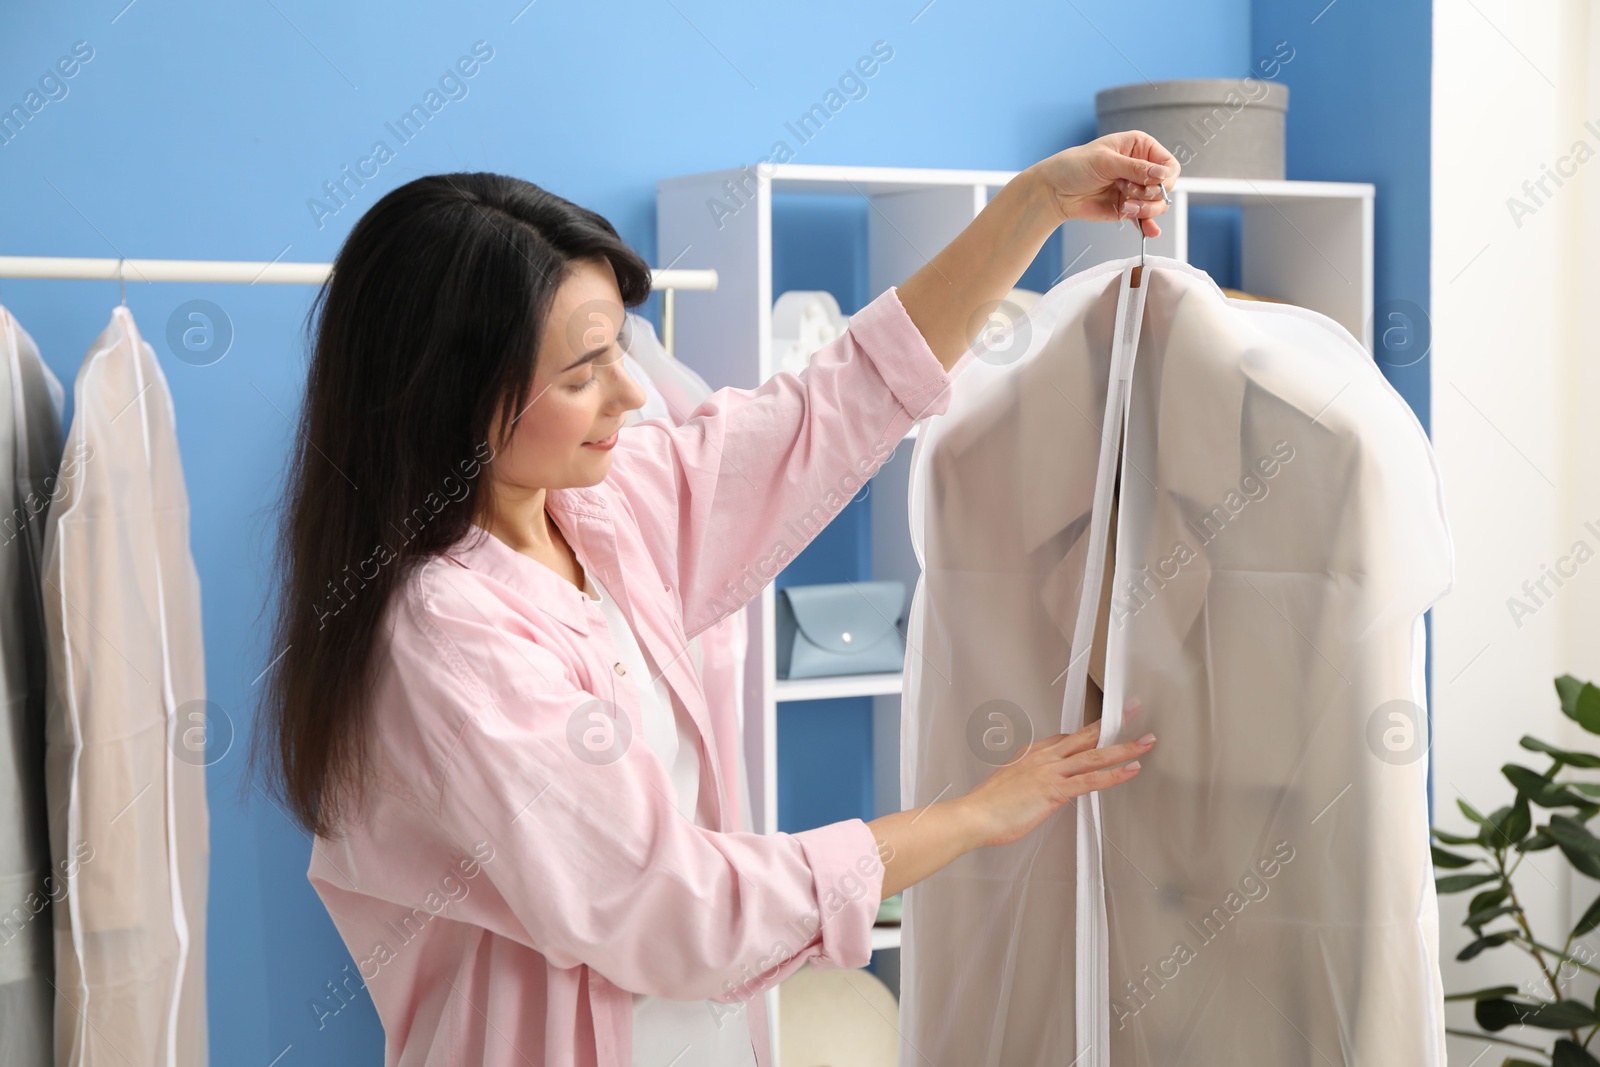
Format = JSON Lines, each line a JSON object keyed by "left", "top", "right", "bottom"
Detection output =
{"left": 0, "top": 255, "right": 718, "bottom": 357}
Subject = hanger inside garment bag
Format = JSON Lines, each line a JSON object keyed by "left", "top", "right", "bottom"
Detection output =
{"left": 1127, "top": 181, "right": 1170, "bottom": 291}
{"left": 1084, "top": 464, "right": 1120, "bottom": 728}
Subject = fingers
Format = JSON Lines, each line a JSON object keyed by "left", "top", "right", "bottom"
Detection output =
{"left": 1099, "top": 131, "right": 1178, "bottom": 235}
{"left": 1138, "top": 132, "right": 1182, "bottom": 179}
{"left": 1117, "top": 178, "right": 1166, "bottom": 201}
{"left": 1119, "top": 195, "right": 1168, "bottom": 219}
{"left": 1061, "top": 732, "right": 1155, "bottom": 777}
{"left": 1041, "top": 720, "right": 1101, "bottom": 757}
{"left": 1103, "top": 129, "right": 1182, "bottom": 182}
{"left": 1099, "top": 141, "right": 1178, "bottom": 188}
{"left": 1037, "top": 704, "right": 1152, "bottom": 761}
{"left": 1034, "top": 697, "right": 1155, "bottom": 802}
{"left": 1063, "top": 760, "right": 1143, "bottom": 799}
{"left": 1120, "top": 199, "right": 1165, "bottom": 240}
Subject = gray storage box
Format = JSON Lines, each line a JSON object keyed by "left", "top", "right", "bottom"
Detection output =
{"left": 1096, "top": 78, "right": 1288, "bottom": 179}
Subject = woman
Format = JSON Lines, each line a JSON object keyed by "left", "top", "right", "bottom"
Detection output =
{"left": 256, "top": 131, "right": 1177, "bottom": 1067}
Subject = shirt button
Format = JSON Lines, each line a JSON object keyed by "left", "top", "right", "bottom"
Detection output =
{"left": 614, "top": 662, "right": 626, "bottom": 676}
{"left": 663, "top": 583, "right": 671, "bottom": 592}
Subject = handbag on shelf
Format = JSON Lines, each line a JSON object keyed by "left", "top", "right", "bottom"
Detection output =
{"left": 775, "top": 580, "right": 907, "bottom": 680}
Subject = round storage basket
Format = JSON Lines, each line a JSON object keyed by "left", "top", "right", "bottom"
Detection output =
{"left": 1095, "top": 78, "right": 1289, "bottom": 178}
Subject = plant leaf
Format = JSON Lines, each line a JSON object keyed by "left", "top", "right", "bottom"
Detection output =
{"left": 1482, "top": 805, "right": 1513, "bottom": 845}
{"left": 1432, "top": 845, "right": 1476, "bottom": 869}
{"left": 1438, "top": 872, "right": 1501, "bottom": 893}
{"left": 1546, "top": 814, "right": 1600, "bottom": 849}
{"left": 1466, "top": 903, "right": 1518, "bottom": 930}
{"left": 1574, "top": 892, "right": 1600, "bottom": 939}
{"left": 1561, "top": 843, "right": 1600, "bottom": 878}
{"left": 1567, "top": 783, "right": 1600, "bottom": 797}
{"left": 1522, "top": 734, "right": 1600, "bottom": 769}
{"left": 1505, "top": 763, "right": 1591, "bottom": 808}
{"left": 1469, "top": 886, "right": 1510, "bottom": 915}
{"left": 1493, "top": 798, "right": 1533, "bottom": 846}
{"left": 1474, "top": 996, "right": 1528, "bottom": 1031}
{"left": 1459, "top": 797, "right": 1492, "bottom": 827}
{"left": 1559, "top": 674, "right": 1586, "bottom": 720}
{"left": 1520, "top": 828, "right": 1559, "bottom": 852}
{"left": 1443, "top": 984, "right": 1521, "bottom": 1002}
{"left": 1519, "top": 998, "right": 1600, "bottom": 1029}
{"left": 1540, "top": 785, "right": 1590, "bottom": 808}
{"left": 1506, "top": 762, "right": 1558, "bottom": 792}
{"left": 1457, "top": 930, "right": 1517, "bottom": 960}
{"left": 1555, "top": 1036, "right": 1600, "bottom": 1066}
{"left": 1434, "top": 826, "right": 1483, "bottom": 846}
{"left": 1577, "top": 682, "right": 1600, "bottom": 735}
{"left": 1547, "top": 815, "right": 1600, "bottom": 878}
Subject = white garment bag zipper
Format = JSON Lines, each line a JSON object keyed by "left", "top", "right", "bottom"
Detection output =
{"left": 1063, "top": 262, "right": 1148, "bottom": 1067}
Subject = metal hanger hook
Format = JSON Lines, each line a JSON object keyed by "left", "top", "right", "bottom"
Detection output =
{"left": 1140, "top": 182, "right": 1174, "bottom": 271}
{"left": 117, "top": 257, "right": 126, "bottom": 306}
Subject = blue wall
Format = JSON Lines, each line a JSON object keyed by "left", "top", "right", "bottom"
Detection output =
{"left": 1251, "top": 0, "right": 1432, "bottom": 421}
{"left": 1248, "top": 0, "right": 1436, "bottom": 814}
{"left": 1, "top": 0, "right": 1427, "bottom": 1060}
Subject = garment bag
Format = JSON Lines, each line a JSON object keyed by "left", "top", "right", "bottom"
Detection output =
{"left": 42, "top": 306, "right": 209, "bottom": 1067}
{"left": 899, "top": 256, "right": 1451, "bottom": 1066}
{"left": 0, "top": 307, "right": 66, "bottom": 1065}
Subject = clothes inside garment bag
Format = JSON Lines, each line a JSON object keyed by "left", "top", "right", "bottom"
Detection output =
{"left": 42, "top": 306, "right": 209, "bottom": 1067}
{"left": 898, "top": 256, "right": 1452, "bottom": 1066}
{"left": 0, "top": 307, "right": 67, "bottom": 1066}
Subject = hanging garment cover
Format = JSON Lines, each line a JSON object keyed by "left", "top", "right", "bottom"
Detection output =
{"left": 42, "top": 306, "right": 209, "bottom": 1067}
{"left": 623, "top": 311, "right": 755, "bottom": 835}
{"left": 898, "top": 255, "right": 1452, "bottom": 1066}
{"left": 0, "top": 307, "right": 66, "bottom": 1066}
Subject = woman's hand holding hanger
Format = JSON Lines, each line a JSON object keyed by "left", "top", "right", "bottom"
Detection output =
{"left": 897, "top": 130, "right": 1181, "bottom": 373}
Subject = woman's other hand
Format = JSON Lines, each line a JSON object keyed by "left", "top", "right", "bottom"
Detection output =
{"left": 872, "top": 716, "right": 1154, "bottom": 898}
{"left": 957, "top": 720, "right": 1155, "bottom": 850}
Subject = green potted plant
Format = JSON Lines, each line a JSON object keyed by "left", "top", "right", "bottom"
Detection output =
{"left": 1434, "top": 675, "right": 1600, "bottom": 1066}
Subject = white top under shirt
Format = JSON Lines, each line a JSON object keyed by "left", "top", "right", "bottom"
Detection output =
{"left": 582, "top": 569, "right": 758, "bottom": 1067}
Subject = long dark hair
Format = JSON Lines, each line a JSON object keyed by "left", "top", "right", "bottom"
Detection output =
{"left": 252, "top": 173, "right": 653, "bottom": 838}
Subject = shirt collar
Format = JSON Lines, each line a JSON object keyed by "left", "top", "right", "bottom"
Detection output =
{"left": 443, "top": 485, "right": 614, "bottom": 635}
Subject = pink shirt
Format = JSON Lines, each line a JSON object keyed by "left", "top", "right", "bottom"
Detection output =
{"left": 308, "top": 285, "right": 956, "bottom": 1067}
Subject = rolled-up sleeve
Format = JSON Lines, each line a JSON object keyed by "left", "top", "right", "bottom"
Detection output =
{"left": 418, "top": 570, "right": 886, "bottom": 1002}
{"left": 609, "top": 285, "right": 955, "bottom": 638}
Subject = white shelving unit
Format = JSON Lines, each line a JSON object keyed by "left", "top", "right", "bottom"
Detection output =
{"left": 657, "top": 161, "right": 1374, "bottom": 1059}
{"left": 1059, "top": 175, "right": 1376, "bottom": 349}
